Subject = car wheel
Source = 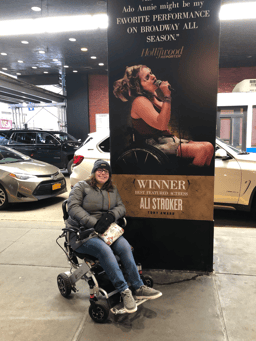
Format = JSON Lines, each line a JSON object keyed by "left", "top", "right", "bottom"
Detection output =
{"left": 251, "top": 197, "right": 256, "bottom": 220}
{"left": 67, "top": 159, "right": 73, "bottom": 175}
{"left": 0, "top": 184, "right": 9, "bottom": 210}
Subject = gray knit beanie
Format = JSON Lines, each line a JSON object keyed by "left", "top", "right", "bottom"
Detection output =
{"left": 91, "top": 159, "right": 111, "bottom": 175}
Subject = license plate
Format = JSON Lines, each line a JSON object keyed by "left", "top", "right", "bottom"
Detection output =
{"left": 52, "top": 183, "right": 61, "bottom": 190}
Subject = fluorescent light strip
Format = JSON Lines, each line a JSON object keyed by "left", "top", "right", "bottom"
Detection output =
{"left": 0, "top": 14, "right": 108, "bottom": 36}
{"left": 219, "top": 2, "right": 256, "bottom": 20}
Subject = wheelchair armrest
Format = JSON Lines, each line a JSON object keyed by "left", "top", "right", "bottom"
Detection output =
{"left": 62, "top": 199, "right": 69, "bottom": 221}
{"left": 62, "top": 227, "right": 79, "bottom": 234}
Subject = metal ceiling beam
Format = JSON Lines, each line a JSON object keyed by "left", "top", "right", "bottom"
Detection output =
{"left": 0, "top": 86, "right": 48, "bottom": 103}
{"left": 0, "top": 73, "right": 66, "bottom": 104}
{"left": 0, "top": 96, "right": 19, "bottom": 104}
{"left": 0, "top": 89, "right": 41, "bottom": 104}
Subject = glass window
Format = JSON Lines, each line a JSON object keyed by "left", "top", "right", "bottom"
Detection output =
{"left": 52, "top": 132, "right": 77, "bottom": 142}
{"left": 220, "top": 118, "right": 231, "bottom": 142}
{"left": 36, "top": 133, "right": 59, "bottom": 144}
{"left": 0, "top": 132, "right": 12, "bottom": 145}
{"left": 9, "top": 132, "right": 36, "bottom": 145}
{"left": 98, "top": 137, "right": 110, "bottom": 152}
{"left": 252, "top": 106, "right": 256, "bottom": 147}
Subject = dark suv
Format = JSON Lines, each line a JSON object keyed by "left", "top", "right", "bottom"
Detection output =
{"left": 0, "top": 129, "right": 81, "bottom": 174}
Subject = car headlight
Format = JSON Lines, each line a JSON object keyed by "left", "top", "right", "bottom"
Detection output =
{"left": 8, "top": 173, "right": 38, "bottom": 180}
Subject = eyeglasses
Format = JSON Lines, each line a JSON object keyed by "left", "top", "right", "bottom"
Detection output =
{"left": 96, "top": 168, "right": 109, "bottom": 174}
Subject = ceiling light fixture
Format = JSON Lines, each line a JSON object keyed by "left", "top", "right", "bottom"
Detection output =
{"left": 18, "top": 60, "right": 23, "bottom": 63}
{"left": 219, "top": 2, "right": 256, "bottom": 20}
{"left": 16, "top": 73, "right": 21, "bottom": 75}
{"left": 91, "top": 56, "right": 97, "bottom": 59}
{"left": 0, "top": 14, "right": 108, "bottom": 36}
{"left": 39, "top": 50, "right": 45, "bottom": 54}
{"left": 21, "top": 41, "right": 29, "bottom": 44}
{"left": 2, "top": 68, "right": 7, "bottom": 70}
{"left": 31, "top": 7, "right": 41, "bottom": 12}
{"left": 73, "top": 70, "right": 78, "bottom": 73}
{"left": 81, "top": 48, "right": 88, "bottom": 52}
{"left": 44, "top": 71, "right": 48, "bottom": 74}
{"left": 98, "top": 63, "right": 104, "bottom": 66}
{"left": 1, "top": 53, "right": 7, "bottom": 56}
{"left": 64, "top": 65, "right": 69, "bottom": 68}
{"left": 69, "top": 38, "right": 76, "bottom": 42}
{"left": 32, "top": 66, "right": 37, "bottom": 69}
{"left": 53, "top": 59, "right": 59, "bottom": 62}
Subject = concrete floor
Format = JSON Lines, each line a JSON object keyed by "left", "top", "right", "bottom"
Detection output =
{"left": 0, "top": 176, "right": 256, "bottom": 341}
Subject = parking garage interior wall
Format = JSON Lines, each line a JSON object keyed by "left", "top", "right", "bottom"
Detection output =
{"left": 66, "top": 74, "right": 90, "bottom": 141}
{"left": 218, "top": 66, "right": 256, "bottom": 93}
{"left": 88, "top": 74, "right": 109, "bottom": 132}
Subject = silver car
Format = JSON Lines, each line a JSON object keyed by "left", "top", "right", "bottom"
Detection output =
{"left": 0, "top": 145, "right": 67, "bottom": 209}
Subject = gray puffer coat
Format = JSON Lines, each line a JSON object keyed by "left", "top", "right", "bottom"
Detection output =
{"left": 66, "top": 180, "right": 126, "bottom": 250}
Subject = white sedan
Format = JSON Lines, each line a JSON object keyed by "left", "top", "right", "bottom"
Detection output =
{"left": 71, "top": 132, "right": 256, "bottom": 218}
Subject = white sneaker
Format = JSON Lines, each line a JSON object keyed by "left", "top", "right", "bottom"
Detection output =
{"left": 121, "top": 288, "right": 137, "bottom": 313}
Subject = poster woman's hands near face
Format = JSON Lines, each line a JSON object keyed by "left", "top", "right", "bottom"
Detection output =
{"left": 159, "top": 81, "right": 171, "bottom": 97}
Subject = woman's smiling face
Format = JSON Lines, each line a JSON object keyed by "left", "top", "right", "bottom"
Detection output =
{"left": 95, "top": 168, "right": 109, "bottom": 186}
{"left": 139, "top": 67, "right": 157, "bottom": 93}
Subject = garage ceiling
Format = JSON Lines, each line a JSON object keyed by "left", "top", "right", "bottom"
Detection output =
{"left": 0, "top": 0, "right": 255, "bottom": 86}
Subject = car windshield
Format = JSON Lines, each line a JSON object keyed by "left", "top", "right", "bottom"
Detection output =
{"left": 217, "top": 137, "right": 248, "bottom": 154}
{"left": 0, "top": 147, "right": 30, "bottom": 164}
{"left": 52, "top": 133, "right": 77, "bottom": 142}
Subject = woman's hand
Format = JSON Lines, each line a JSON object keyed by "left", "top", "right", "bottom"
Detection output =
{"left": 159, "top": 81, "right": 171, "bottom": 97}
{"left": 94, "top": 213, "right": 115, "bottom": 234}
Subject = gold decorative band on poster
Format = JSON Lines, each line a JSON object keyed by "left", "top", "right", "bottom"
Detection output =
{"left": 113, "top": 174, "right": 214, "bottom": 221}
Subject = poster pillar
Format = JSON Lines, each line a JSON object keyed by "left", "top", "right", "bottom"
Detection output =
{"left": 107, "top": 0, "right": 221, "bottom": 271}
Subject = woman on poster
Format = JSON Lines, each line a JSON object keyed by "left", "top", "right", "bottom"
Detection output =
{"left": 113, "top": 65, "right": 214, "bottom": 167}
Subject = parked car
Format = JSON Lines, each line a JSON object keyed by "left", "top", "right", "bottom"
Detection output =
{"left": 71, "top": 132, "right": 256, "bottom": 218}
{"left": 215, "top": 138, "right": 256, "bottom": 218}
{"left": 0, "top": 145, "right": 67, "bottom": 209}
{"left": 70, "top": 131, "right": 110, "bottom": 186}
{"left": 0, "top": 129, "right": 81, "bottom": 174}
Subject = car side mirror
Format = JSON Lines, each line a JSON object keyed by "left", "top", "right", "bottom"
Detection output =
{"left": 215, "top": 149, "right": 230, "bottom": 160}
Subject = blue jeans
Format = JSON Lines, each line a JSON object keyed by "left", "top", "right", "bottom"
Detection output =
{"left": 76, "top": 236, "right": 144, "bottom": 293}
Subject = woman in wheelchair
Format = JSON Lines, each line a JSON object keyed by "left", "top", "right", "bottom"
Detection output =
{"left": 66, "top": 159, "right": 162, "bottom": 313}
{"left": 113, "top": 65, "right": 214, "bottom": 167}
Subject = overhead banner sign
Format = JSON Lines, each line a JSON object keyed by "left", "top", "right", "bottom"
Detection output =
{"left": 108, "top": 0, "right": 221, "bottom": 221}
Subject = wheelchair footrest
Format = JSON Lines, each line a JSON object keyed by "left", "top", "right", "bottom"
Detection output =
{"left": 110, "top": 298, "right": 148, "bottom": 315}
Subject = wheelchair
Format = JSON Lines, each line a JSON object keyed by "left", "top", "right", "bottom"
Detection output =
{"left": 114, "top": 127, "right": 181, "bottom": 175}
{"left": 56, "top": 199, "right": 154, "bottom": 323}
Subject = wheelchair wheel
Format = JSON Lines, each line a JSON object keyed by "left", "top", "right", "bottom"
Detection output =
{"left": 115, "top": 145, "right": 170, "bottom": 175}
{"left": 142, "top": 275, "right": 154, "bottom": 288}
{"left": 89, "top": 301, "right": 109, "bottom": 323}
{"left": 57, "top": 273, "right": 72, "bottom": 298}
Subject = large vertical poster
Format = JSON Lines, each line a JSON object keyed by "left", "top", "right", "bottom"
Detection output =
{"left": 108, "top": 0, "right": 221, "bottom": 223}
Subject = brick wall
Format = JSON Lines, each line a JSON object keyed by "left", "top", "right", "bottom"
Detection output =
{"left": 88, "top": 74, "right": 109, "bottom": 132}
{"left": 218, "top": 66, "right": 256, "bottom": 93}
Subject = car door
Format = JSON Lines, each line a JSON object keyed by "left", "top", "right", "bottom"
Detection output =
{"left": 8, "top": 132, "right": 37, "bottom": 157}
{"left": 35, "top": 132, "right": 63, "bottom": 168}
{"left": 214, "top": 145, "right": 242, "bottom": 204}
